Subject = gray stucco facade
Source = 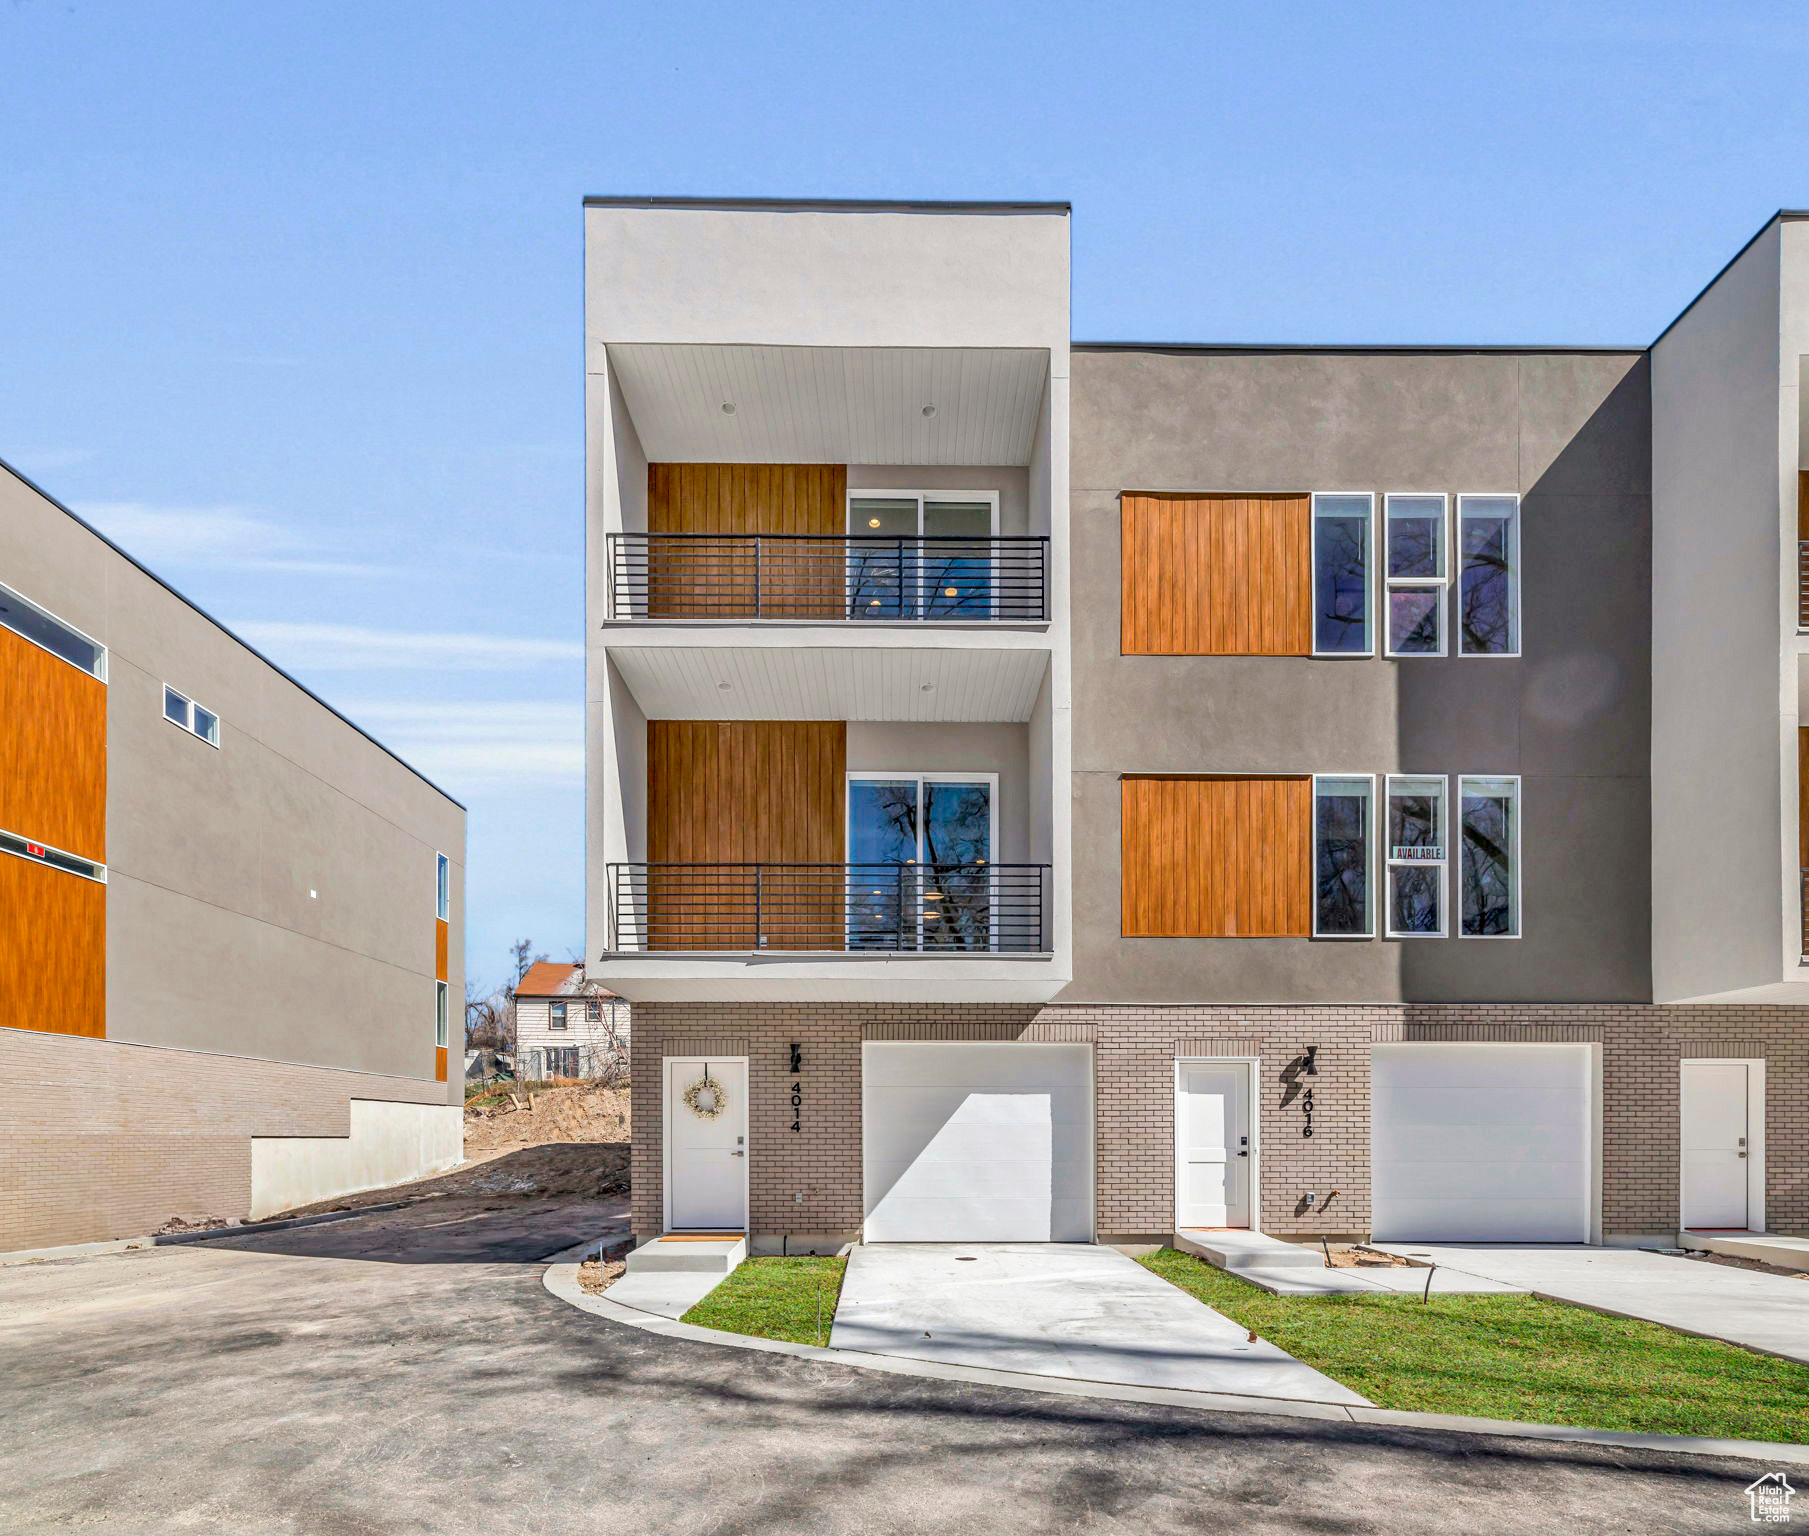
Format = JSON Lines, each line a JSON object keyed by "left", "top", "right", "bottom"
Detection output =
{"left": 1062, "top": 347, "right": 1654, "bottom": 1004}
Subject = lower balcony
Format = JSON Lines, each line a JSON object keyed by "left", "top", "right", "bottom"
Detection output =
{"left": 606, "top": 861, "right": 1048, "bottom": 953}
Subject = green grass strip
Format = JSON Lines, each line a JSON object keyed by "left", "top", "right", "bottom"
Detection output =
{"left": 681, "top": 1255, "right": 849, "bottom": 1347}
{"left": 1139, "top": 1247, "right": 1809, "bottom": 1443}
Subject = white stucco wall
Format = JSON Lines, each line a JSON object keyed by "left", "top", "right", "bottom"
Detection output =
{"left": 248, "top": 1099, "right": 463, "bottom": 1219}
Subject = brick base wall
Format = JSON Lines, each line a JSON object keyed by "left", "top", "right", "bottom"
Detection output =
{"left": 632, "top": 1001, "right": 1809, "bottom": 1244}
{"left": 0, "top": 1028, "right": 451, "bottom": 1250}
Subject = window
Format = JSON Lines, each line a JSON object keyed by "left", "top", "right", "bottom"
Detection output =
{"left": 848, "top": 492, "right": 999, "bottom": 620}
{"left": 847, "top": 772, "right": 997, "bottom": 949}
{"left": 435, "top": 852, "right": 450, "bottom": 921}
{"left": 435, "top": 981, "right": 449, "bottom": 1048}
{"left": 1384, "top": 495, "right": 1448, "bottom": 656}
{"left": 586, "top": 1000, "right": 602, "bottom": 1023}
{"left": 1459, "top": 776, "right": 1520, "bottom": 936}
{"left": 1313, "top": 776, "right": 1374, "bottom": 936}
{"left": 1311, "top": 495, "right": 1373, "bottom": 655}
{"left": 550, "top": 1001, "right": 568, "bottom": 1030}
{"left": 1385, "top": 775, "right": 1447, "bottom": 936}
{"left": 163, "top": 685, "right": 220, "bottom": 746}
{"left": 1457, "top": 496, "right": 1520, "bottom": 656}
{"left": 0, "top": 827, "right": 107, "bottom": 883}
{"left": 0, "top": 581, "right": 105, "bottom": 678}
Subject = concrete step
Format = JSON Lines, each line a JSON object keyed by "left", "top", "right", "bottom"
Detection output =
{"left": 1174, "top": 1229, "right": 1322, "bottom": 1270}
{"left": 1679, "top": 1230, "right": 1809, "bottom": 1273}
{"left": 625, "top": 1234, "right": 748, "bottom": 1275}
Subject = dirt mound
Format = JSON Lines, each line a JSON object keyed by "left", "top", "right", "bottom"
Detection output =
{"left": 464, "top": 1082, "right": 630, "bottom": 1153}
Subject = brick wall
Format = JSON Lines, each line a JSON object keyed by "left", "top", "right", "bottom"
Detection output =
{"left": 0, "top": 1027, "right": 450, "bottom": 1250}
{"left": 633, "top": 1000, "right": 1809, "bottom": 1244}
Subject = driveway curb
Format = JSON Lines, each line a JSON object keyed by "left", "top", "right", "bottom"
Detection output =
{"left": 543, "top": 1259, "right": 1809, "bottom": 1466}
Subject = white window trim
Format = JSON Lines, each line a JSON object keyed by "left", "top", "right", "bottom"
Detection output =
{"left": 1309, "top": 493, "right": 1376, "bottom": 658}
{"left": 1383, "top": 492, "right": 1450, "bottom": 659}
{"left": 0, "top": 580, "right": 107, "bottom": 680}
{"left": 163, "top": 683, "right": 221, "bottom": 748}
{"left": 846, "top": 770, "right": 1001, "bottom": 952}
{"left": 847, "top": 490, "right": 1003, "bottom": 622}
{"left": 0, "top": 827, "right": 108, "bottom": 884}
{"left": 1455, "top": 494, "right": 1523, "bottom": 659}
{"left": 1384, "top": 773, "right": 1449, "bottom": 938}
{"left": 435, "top": 851, "right": 450, "bottom": 921}
{"left": 435, "top": 980, "right": 449, "bottom": 1048}
{"left": 1311, "top": 772, "right": 1376, "bottom": 939}
{"left": 1457, "top": 773, "right": 1522, "bottom": 939}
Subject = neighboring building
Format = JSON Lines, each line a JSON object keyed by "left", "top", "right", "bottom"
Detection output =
{"left": 0, "top": 460, "right": 466, "bottom": 1250}
{"left": 513, "top": 961, "right": 628, "bottom": 1079}
{"left": 587, "top": 197, "right": 1809, "bottom": 1253}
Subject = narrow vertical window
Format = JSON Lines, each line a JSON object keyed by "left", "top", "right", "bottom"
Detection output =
{"left": 1384, "top": 494, "right": 1448, "bottom": 656}
{"left": 1313, "top": 775, "right": 1373, "bottom": 936}
{"left": 435, "top": 981, "right": 449, "bottom": 1048}
{"left": 435, "top": 852, "right": 450, "bottom": 921}
{"left": 1457, "top": 496, "right": 1520, "bottom": 656}
{"left": 1460, "top": 776, "right": 1519, "bottom": 936}
{"left": 1385, "top": 775, "right": 1447, "bottom": 936}
{"left": 1311, "top": 494, "right": 1373, "bottom": 655}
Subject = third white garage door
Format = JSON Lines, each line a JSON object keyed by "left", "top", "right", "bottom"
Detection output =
{"left": 862, "top": 1042, "right": 1093, "bottom": 1242}
{"left": 1371, "top": 1043, "right": 1593, "bottom": 1243}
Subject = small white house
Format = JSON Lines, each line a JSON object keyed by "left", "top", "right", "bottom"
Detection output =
{"left": 514, "top": 962, "right": 629, "bottom": 1081}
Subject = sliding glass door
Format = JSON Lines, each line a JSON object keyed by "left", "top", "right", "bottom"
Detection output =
{"left": 847, "top": 494, "right": 997, "bottom": 619}
{"left": 846, "top": 774, "right": 995, "bottom": 949}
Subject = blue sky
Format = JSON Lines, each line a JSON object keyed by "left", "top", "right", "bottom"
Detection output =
{"left": 3, "top": 1, "right": 1806, "bottom": 992}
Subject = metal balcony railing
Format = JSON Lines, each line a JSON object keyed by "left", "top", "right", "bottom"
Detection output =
{"left": 606, "top": 862, "right": 1049, "bottom": 953}
{"left": 1798, "top": 542, "right": 1809, "bottom": 630}
{"left": 605, "top": 534, "right": 1049, "bottom": 622}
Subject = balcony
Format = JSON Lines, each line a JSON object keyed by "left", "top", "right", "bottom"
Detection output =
{"left": 1799, "top": 540, "right": 1809, "bottom": 630}
{"left": 605, "top": 534, "right": 1049, "bottom": 623}
{"left": 605, "top": 861, "right": 1049, "bottom": 953}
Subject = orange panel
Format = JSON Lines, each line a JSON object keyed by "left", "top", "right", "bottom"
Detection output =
{"left": 435, "top": 919, "right": 449, "bottom": 983}
{"left": 0, "top": 625, "right": 106, "bottom": 860}
{"left": 0, "top": 856, "right": 105, "bottom": 1035}
{"left": 1121, "top": 494, "right": 1311, "bottom": 656}
{"left": 1122, "top": 775, "right": 1311, "bottom": 937}
{"left": 435, "top": 1047, "right": 448, "bottom": 1083}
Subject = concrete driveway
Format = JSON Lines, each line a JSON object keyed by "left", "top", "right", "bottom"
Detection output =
{"left": 829, "top": 1243, "right": 1366, "bottom": 1403}
{"left": 1372, "top": 1243, "right": 1809, "bottom": 1364}
{"left": 0, "top": 1200, "right": 1783, "bottom": 1535}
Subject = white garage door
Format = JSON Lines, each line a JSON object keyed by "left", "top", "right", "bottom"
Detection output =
{"left": 1371, "top": 1044, "right": 1592, "bottom": 1243}
{"left": 862, "top": 1042, "right": 1093, "bottom": 1242}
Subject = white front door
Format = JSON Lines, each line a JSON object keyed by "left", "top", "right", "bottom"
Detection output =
{"left": 1177, "top": 1062, "right": 1251, "bottom": 1228}
{"left": 1681, "top": 1061, "right": 1750, "bottom": 1230}
{"left": 665, "top": 1058, "right": 748, "bottom": 1231}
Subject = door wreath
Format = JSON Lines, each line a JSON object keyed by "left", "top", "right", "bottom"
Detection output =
{"left": 682, "top": 1072, "right": 730, "bottom": 1120}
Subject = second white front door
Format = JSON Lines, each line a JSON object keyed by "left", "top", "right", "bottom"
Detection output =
{"left": 1177, "top": 1062, "right": 1251, "bottom": 1228}
{"left": 665, "top": 1058, "right": 748, "bottom": 1231}
{"left": 1681, "top": 1061, "right": 1751, "bottom": 1230}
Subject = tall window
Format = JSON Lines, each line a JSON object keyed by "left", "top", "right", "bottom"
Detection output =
{"left": 848, "top": 492, "right": 998, "bottom": 620}
{"left": 1313, "top": 776, "right": 1373, "bottom": 936}
{"left": 846, "top": 773, "right": 994, "bottom": 950}
{"left": 1459, "top": 776, "right": 1519, "bottom": 935}
{"left": 434, "top": 981, "right": 449, "bottom": 1049}
{"left": 1457, "top": 496, "right": 1520, "bottom": 656}
{"left": 1311, "top": 495, "right": 1373, "bottom": 655}
{"left": 1385, "top": 775, "right": 1447, "bottom": 936}
{"left": 550, "top": 1001, "right": 568, "bottom": 1029}
{"left": 1384, "top": 495, "right": 1448, "bottom": 656}
{"left": 435, "top": 852, "right": 450, "bottom": 921}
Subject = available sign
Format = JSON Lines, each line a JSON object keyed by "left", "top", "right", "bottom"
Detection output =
{"left": 1390, "top": 845, "right": 1444, "bottom": 862}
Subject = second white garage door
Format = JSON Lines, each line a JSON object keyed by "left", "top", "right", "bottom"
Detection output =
{"left": 1371, "top": 1044, "right": 1593, "bottom": 1243}
{"left": 862, "top": 1042, "right": 1093, "bottom": 1242}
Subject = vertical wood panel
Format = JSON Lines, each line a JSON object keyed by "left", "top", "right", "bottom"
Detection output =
{"left": 0, "top": 625, "right": 106, "bottom": 860}
{"left": 647, "top": 464, "right": 846, "bottom": 534}
{"left": 435, "top": 1046, "right": 448, "bottom": 1083}
{"left": 0, "top": 858, "right": 105, "bottom": 1036}
{"left": 648, "top": 721, "right": 846, "bottom": 949}
{"left": 435, "top": 919, "right": 449, "bottom": 983}
{"left": 1121, "top": 775, "right": 1311, "bottom": 936}
{"left": 1120, "top": 493, "right": 1311, "bottom": 655}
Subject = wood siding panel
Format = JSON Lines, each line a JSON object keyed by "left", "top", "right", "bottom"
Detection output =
{"left": 1121, "top": 775, "right": 1311, "bottom": 937}
{"left": 435, "top": 919, "right": 449, "bottom": 983}
{"left": 435, "top": 1047, "right": 448, "bottom": 1083}
{"left": 648, "top": 721, "right": 846, "bottom": 949}
{"left": 1121, "top": 493, "right": 1311, "bottom": 656}
{"left": 647, "top": 464, "right": 847, "bottom": 618}
{"left": 0, "top": 858, "right": 104, "bottom": 1036}
{"left": 0, "top": 625, "right": 106, "bottom": 860}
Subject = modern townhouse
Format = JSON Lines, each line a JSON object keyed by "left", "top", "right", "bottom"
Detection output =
{"left": 0, "top": 461, "right": 466, "bottom": 1251}
{"left": 588, "top": 197, "right": 1809, "bottom": 1255}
